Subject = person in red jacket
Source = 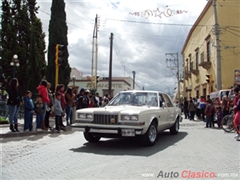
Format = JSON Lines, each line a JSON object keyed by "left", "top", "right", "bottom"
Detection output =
{"left": 37, "top": 80, "right": 50, "bottom": 130}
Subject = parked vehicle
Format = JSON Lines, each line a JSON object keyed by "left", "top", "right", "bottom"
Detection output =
{"left": 71, "top": 90, "right": 182, "bottom": 146}
{"left": 209, "top": 89, "right": 231, "bottom": 108}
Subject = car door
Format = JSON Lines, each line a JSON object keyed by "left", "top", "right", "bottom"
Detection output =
{"left": 162, "top": 94, "right": 175, "bottom": 127}
{"left": 157, "top": 93, "right": 169, "bottom": 130}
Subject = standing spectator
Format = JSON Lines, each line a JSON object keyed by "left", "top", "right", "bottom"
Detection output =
{"left": 195, "top": 96, "right": 201, "bottom": 119}
{"left": 85, "top": 89, "right": 90, "bottom": 107}
{"left": 95, "top": 93, "right": 100, "bottom": 107}
{"left": 183, "top": 97, "right": 189, "bottom": 119}
{"left": 222, "top": 91, "right": 230, "bottom": 117}
{"left": 232, "top": 86, "right": 240, "bottom": 140}
{"left": 199, "top": 96, "right": 206, "bottom": 121}
{"left": 76, "top": 88, "right": 88, "bottom": 109}
{"left": 44, "top": 82, "right": 53, "bottom": 130}
{"left": 23, "top": 90, "right": 34, "bottom": 132}
{"left": 88, "top": 93, "right": 95, "bottom": 108}
{"left": 34, "top": 95, "right": 45, "bottom": 131}
{"left": 232, "top": 86, "right": 240, "bottom": 114}
{"left": 54, "top": 93, "right": 64, "bottom": 133}
{"left": 37, "top": 80, "right": 50, "bottom": 130}
{"left": 207, "top": 95, "right": 215, "bottom": 127}
{"left": 233, "top": 98, "right": 240, "bottom": 141}
{"left": 102, "top": 93, "right": 109, "bottom": 107}
{"left": 216, "top": 106, "right": 223, "bottom": 128}
{"left": 55, "top": 84, "right": 66, "bottom": 127}
{"left": 188, "top": 99, "right": 196, "bottom": 120}
{"left": 6, "top": 78, "right": 22, "bottom": 132}
{"left": 65, "top": 87, "right": 75, "bottom": 126}
{"left": 205, "top": 99, "right": 214, "bottom": 128}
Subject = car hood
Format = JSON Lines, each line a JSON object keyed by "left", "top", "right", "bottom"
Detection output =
{"left": 76, "top": 105, "right": 155, "bottom": 114}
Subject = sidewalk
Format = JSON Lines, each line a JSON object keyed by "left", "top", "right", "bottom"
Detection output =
{"left": 0, "top": 115, "right": 206, "bottom": 138}
{"left": 0, "top": 116, "right": 72, "bottom": 138}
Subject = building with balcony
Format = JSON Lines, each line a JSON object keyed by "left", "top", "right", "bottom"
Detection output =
{"left": 181, "top": 0, "right": 240, "bottom": 99}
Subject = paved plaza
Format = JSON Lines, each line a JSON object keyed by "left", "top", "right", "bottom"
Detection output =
{"left": 0, "top": 118, "right": 240, "bottom": 180}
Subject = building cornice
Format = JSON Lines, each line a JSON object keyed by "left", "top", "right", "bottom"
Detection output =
{"left": 181, "top": 0, "right": 212, "bottom": 54}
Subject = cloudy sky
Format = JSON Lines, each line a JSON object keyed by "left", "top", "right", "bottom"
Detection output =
{"left": 36, "top": 0, "right": 208, "bottom": 94}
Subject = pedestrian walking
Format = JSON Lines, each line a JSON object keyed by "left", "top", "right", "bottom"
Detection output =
{"left": 54, "top": 93, "right": 64, "bottom": 133}
{"left": 23, "top": 90, "right": 34, "bottom": 132}
{"left": 6, "top": 78, "right": 22, "bottom": 132}
{"left": 34, "top": 95, "right": 45, "bottom": 131}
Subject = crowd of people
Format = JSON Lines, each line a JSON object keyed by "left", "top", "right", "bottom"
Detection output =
{"left": 4, "top": 78, "right": 112, "bottom": 133}
{"left": 180, "top": 86, "right": 240, "bottom": 141}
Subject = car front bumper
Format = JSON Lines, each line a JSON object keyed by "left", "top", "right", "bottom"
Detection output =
{"left": 71, "top": 123, "right": 144, "bottom": 136}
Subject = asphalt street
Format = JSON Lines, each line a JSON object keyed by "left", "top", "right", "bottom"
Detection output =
{"left": 0, "top": 118, "right": 239, "bottom": 180}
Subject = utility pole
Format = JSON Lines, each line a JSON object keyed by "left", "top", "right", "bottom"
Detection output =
{"left": 213, "top": 0, "right": 222, "bottom": 90}
{"left": 91, "top": 14, "right": 99, "bottom": 92}
{"left": 166, "top": 52, "right": 181, "bottom": 103}
{"left": 132, "top": 71, "right": 136, "bottom": 89}
{"left": 108, "top": 33, "right": 113, "bottom": 97}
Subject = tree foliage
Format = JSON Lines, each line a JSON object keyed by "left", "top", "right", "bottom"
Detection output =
{"left": 1, "top": 0, "right": 46, "bottom": 96}
{"left": 46, "top": 0, "right": 71, "bottom": 91}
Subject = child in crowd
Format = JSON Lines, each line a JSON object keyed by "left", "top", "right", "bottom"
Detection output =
{"left": 34, "top": 95, "right": 45, "bottom": 131}
{"left": 24, "top": 91, "right": 34, "bottom": 132}
{"left": 216, "top": 106, "right": 223, "bottom": 128}
{"left": 54, "top": 93, "right": 63, "bottom": 133}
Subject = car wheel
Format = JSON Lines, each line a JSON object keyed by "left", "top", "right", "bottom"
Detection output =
{"left": 141, "top": 121, "right": 157, "bottom": 146}
{"left": 83, "top": 132, "right": 101, "bottom": 143}
{"left": 170, "top": 119, "right": 179, "bottom": 135}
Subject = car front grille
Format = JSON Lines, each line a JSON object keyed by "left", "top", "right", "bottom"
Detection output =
{"left": 93, "top": 114, "right": 118, "bottom": 125}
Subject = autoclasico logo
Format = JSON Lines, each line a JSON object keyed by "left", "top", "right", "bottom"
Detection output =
{"left": 156, "top": 170, "right": 216, "bottom": 178}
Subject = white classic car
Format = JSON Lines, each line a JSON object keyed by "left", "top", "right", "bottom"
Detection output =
{"left": 71, "top": 90, "right": 182, "bottom": 146}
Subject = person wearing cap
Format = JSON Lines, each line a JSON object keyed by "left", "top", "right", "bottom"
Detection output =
{"left": 76, "top": 88, "right": 88, "bottom": 110}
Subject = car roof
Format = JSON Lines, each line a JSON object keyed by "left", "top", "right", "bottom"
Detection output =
{"left": 120, "top": 90, "right": 166, "bottom": 94}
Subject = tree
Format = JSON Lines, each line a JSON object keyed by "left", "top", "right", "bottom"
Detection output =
{"left": 1, "top": 0, "right": 46, "bottom": 95}
{"left": 26, "top": 0, "right": 46, "bottom": 97}
{"left": 46, "top": 0, "right": 71, "bottom": 90}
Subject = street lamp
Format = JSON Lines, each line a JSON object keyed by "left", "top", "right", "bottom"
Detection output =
{"left": 10, "top": 54, "right": 19, "bottom": 78}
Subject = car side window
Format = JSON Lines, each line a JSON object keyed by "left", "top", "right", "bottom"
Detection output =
{"left": 158, "top": 93, "right": 165, "bottom": 107}
{"left": 162, "top": 94, "right": 173, "bottom": 107}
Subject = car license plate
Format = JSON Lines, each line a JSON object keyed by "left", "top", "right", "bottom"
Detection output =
{"left": 121, "top": 129, "right": 135, "bottom": 137}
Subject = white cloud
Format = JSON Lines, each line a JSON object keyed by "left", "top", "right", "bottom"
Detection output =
{"left": 36, "top": 0, "right": 208, "bottom": 94}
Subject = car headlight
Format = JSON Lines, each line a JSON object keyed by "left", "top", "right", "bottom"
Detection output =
{"left": 78, "top": 113, "right": 93, "bottom": 119}
{"left": 121, "top": 115, "right": 130, "bottom": 121}
{"left": 121, "top": 115, "right": 138, "bottom": 121}
{"left": 130, "top": 115, "right": 138, "bottom": 121}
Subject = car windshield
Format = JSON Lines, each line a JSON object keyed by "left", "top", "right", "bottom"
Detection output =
{"left": 108, "top": 92, "right": 158, "bottom": 107}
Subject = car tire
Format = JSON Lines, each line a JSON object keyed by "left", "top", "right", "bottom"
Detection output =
{"left": 170, "top": 119, "right": 179, "bottom": 135}
{"left": 141, "top": 121, "right": 158, "bottom": 146}
{"left": 83, "top": 132, "right": 101, "bottom": 143}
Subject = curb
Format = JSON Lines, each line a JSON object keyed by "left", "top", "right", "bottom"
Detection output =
{"left": 0, "top": 126, "right": 73, "bottom": 138}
